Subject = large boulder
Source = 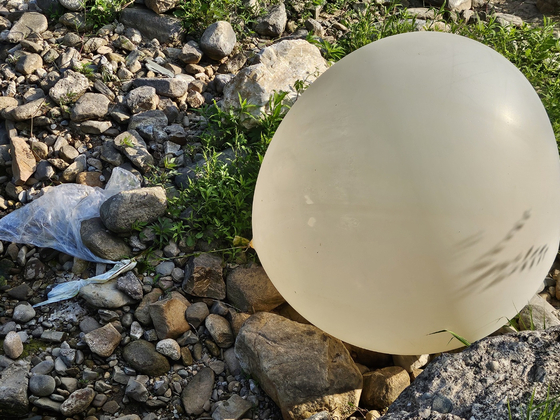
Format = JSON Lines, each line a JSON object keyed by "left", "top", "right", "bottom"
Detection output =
{"left": 235, "top": 312, "right": 362, "bottom": 420}
{"left": 223, "top": 40, "right": 328, "bottom": 120}
{"left": 100, "top": 186, "right": 167, "bottom": 233}
{"left": 380, "top": 326, "right": 560, "bottom": 419}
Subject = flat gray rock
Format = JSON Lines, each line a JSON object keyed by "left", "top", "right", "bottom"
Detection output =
{"left": 133, "top": 78, "right": 190, "bottom": 98}
{"left": 79, "top": 279, "right": 136, "bottom": 309}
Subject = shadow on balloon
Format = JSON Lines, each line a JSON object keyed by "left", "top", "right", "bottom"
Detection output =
{"left": 459, "top": 210, "right": 550, "bottom": 294}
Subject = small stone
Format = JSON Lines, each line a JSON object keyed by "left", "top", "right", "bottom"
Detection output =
{"left": 49, "top": 70, "right": 89, "bottom": 105}
{"left": 133, "top": 77, "right": 190, "bottom": 98}
{"left": 255, "top": 3, "right": 287, "bottom": 37}
{"left": 60, "top": 388, "right": 95, "bottom": 416}
{"left": 200, "top": 21, "right": 236, "bottom": 61}
{"left": 183, "top": 253, "right": 225, "bottom": 299}
{"left": 205, "top": 314, "right": 234, "bottom": 348}
{"left": 180, "top": 41, "right": 203, "bottom": 64}
{"left": 80, "top": 217, "right": 132, "bottom": 261}
{"left": 100, "top": 184, "right": 167, "bottom": 232}
{"left": 126, "top": 86, "right": 159, "bottom": 114}
{"left": 59, "top": 0, "right": 83, "bottom": 11}
{"left": 123, "top": 340, "right": 170, "bottom": 376}
{"left": 156, "top": 338, "right": 181, "bottom": 360}
{"left": 12, "top": 302, "right": 36, "bottom": 323}
{"left": 145, "top": 0, "right": 179, "bottom": 14}
{"left": 79, "top": 278, "right": 136, "bottom": 308}
{"left": 117, "top": 271, "right": 144, "bottom": 300}
{"left": 84, "top": 323, "right": 122, "bottom": 357}
{"left": 186, "top": 302, "right": 209, "bottom": 329}
{"left": 361, "top": 366, "right": 410, "bottom": 410}
{"left": 3, "top": 331, "right": 23, "bottom": 359}
{"left": 15, "top": 53, "right": 43, "bottom": 75}
{"left": 181, "top": 367, "right": 214, "bottom": 415}
{"left": 70, "top": 93, "right": 111, "bottom": 122}
{"left": 149, "top": 297, "right": 190, "bottom": 340}
{"left": 29, "top": 374, "right": 56, "bottom": 397}
{"left": 212, "top": 394, "right": 253, "bottom": 420}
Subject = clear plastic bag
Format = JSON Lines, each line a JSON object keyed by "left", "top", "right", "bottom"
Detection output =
{"left": 0, "top": 167, "right": 141, "bottom": 263}
{"left": 0, "top": 167, "right": 142, "bottom": 307}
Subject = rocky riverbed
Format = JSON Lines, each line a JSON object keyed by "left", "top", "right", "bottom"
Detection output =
{"left": 0, "top": 0, "right": 560, "bottom": 419}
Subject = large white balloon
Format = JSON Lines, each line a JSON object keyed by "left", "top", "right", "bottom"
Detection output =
{"left": 252, "top": 31, "right": 560, "bottom": 355}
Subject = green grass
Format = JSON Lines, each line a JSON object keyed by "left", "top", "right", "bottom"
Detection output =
{"left": 82, "top": 0, "right": 129, "bottom": 30}
{"left": 509, "top": 387, "right": 560, "bottom": 420}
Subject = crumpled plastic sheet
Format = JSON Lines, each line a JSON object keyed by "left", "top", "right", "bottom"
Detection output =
{"left": 0, "top": 167, "right": 142, "bottom": 307}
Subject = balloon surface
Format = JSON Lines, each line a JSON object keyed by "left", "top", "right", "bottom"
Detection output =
{"left": 252, "top": 31, "right": 560, "bottom": 355}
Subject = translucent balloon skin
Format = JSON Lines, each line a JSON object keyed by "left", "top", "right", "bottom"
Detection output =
{"left": 252, "top": 32, "right": 560, "bottom": 355}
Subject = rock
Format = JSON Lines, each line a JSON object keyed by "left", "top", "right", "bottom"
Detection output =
{"left": 149, "top": 297, "right": 191, "bottom": 340}
{"left": 205, "top": 314, "right": 234, "bottom": 348}
{"left": 84, "top": 323, "right": 122, "bottom": 357}
{"left": 128, "top": 110, "right": 168, "bottom": 141}
{"left": 126, "top": 86, "right": 159, "bottom": 113}
{"left": 0, "top": 362, "right": 30, "bottom": 417}
{"left": 59, "top": 12, "right": 93, "bottom": 32}
{"left": 133, "top": 78, "right": 190, "bottom": 98}
{"left": 180, "top": 41, "right": 203, "bottom": 64}
{"left": 59, "top": 0, "right": 83, "bottom": 11}
{"left": 10, "top": 136, "right": 37, "bottom": 185}
{"left": 15, "top": 53, "right": 43, "bottom": 75}
{"left": 80, "top": 120, "right": 112, "bottom": 134}
{"left": 123, "top": 340, "right": 170, "bottom": 376}
{"left": 235, "top": 312, "right": 362, "bottom": 420}
{"left": 448, "top": 0, "right": 471, "bottom": 11}
{"left": 70, "top": 93, "right": 111, "bottom": 122}
{"left": 100, "top": 185, "right": 167, "bottom": 233}
{"left": 3, "top": 99, "right": 45, "bottom": 121}
{"left": 76, "top": 171, "right": 104, "bottom": 187}
{"left": 145, "top": 0, "right": 179, "bottom": 14}
{"left": 120, "top": 7, "right": 184, "bottom": 44}
{"left": 7, "top": 13, "right": 48, "bottom": 43}
{"left": 255, "top": 3, "right": 287, "bottom": 37}
{"left": 183, "top": 253, "right": 226, "bottom": 299}
{"left": 80, "top": 316, "right": 101, "bottom": 334}
{"left": 223, "top": 40, "right": 327, "bottom": 120}
{"left": 79, "top": 279, "right": 136, "bottom": 308}
{"left": 212, "top": 394, "right": 253, "bottom": 420}
{"left": 156, "top": 338, "right": 181, "bottom": 360}
{"left": 29, "top": 374, "right": 56, "bottom": 397}
{"left": 181, "top": 366, "right": 215, "bottom": 415}
{"left": 49, "top": 70, "right": 89, "bottom": 105}
{"left": 200, "top": 21, "right": 237, "bottom": 61}
{"left": 4, "top": 331, "right": 23, "bottom": 359}
{"left": 392, "top": 354, "right": 429, "bottom": 373}
{"left": 126, "top": 378, "right": 149, "bottom": 402}
{"left": 117, "top": 271, "right": 144, "bottom": 300}
{"left": 361, "top": 367, "right": 410, "bottom": 410}
{"left": 32, "top": 397, "right": 61, "bottom": 412}
{"left": 135, "top": 288, "right": 163, "bottom": 326}
{"left": 381, "top": 327, "right": 560, "bottom": 419}
{"left": 37, "top": 0, "right": 64, "bottom": 15}
{"left": 80, "top": 217, "right": 132, "bottom": 261}
{"left": 186, "top": 302, "right": 210, "bottom": 329}
{"left": 187, "top": 90, "right": 205, "bottom": 108}
{"left": 12, "top": 302, "right": 36, "bottom": 323}
{"left": 60, "top": 388, "right": 95, "bottom": 416}
{"left": 60, "top": 160, "right": 85, "bottom": 182}
{"left": 226, "top": 265, "right": 285, "bottom": 312}
{"left": 518, "top": 294, "right": 560, "bottom": 330}
{"left": 7, "top": 284, "right": 31, "bottom": 301}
